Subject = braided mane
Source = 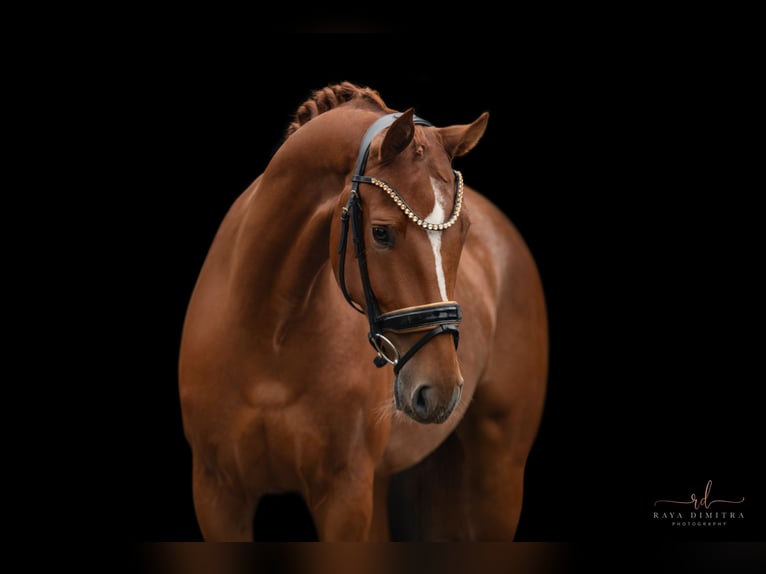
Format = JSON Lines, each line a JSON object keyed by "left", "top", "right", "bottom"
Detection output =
{"left": 286, "top": 82, "right": 393, "bottom": 137}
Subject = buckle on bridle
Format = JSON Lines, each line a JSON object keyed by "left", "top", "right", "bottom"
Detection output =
{"left": 369, "top": 333, "right": 400, "bottom": 367}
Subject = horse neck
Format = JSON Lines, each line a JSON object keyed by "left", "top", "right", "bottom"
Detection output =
{"left": 230, "top": 107, "right": 379, "bottom": 317}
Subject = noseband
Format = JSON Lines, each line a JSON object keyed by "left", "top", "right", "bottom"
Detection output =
{"left": 337, "top": 113, "right": 463, "bottom": 374}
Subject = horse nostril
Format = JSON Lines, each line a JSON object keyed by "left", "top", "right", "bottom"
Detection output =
{"left": 414, "top": 384, "right": 431, "bottom": 418}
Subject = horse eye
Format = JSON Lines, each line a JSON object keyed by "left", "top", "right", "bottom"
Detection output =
{"left": 372, "top": 226, "right": 393, "bottom": 246}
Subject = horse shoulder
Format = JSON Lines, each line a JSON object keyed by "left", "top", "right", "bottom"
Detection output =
{"left": 460, "top": 187, "right": 548, "bottom": 428}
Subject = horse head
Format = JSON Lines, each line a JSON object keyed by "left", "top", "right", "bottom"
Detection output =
{"left": 331, "top": 108, "right": 489, "bottom": 424}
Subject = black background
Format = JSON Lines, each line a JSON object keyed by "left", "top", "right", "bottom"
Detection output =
{"left": 107, "top": 36, "right": 764, "bottom": 542}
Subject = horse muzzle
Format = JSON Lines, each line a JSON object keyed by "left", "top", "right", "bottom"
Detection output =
{"left": 395, "top": 364, "right": 464, "bottom": 425}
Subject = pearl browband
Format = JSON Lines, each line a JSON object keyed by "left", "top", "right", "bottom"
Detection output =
{"left": 350, "top": 171, "right": 464, "bottom": 231}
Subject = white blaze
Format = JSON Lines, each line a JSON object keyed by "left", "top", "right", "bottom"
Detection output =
{"left": 426, "top": 176, "right": 449, "bottom": 301}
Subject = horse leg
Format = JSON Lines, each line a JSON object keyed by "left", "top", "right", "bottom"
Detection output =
{"left": 387, "top": 430, "right": 471, "bottom": 540}
{"left": 456, "top": 415, "right": 523, "bottom": 539}
{"left": 455, "top": 382, "right": 544, "bottom": 540}
{"left": 453, "top": 262, "right": 547, "bottom": 540}
{"left": 368, "top": 474, "right": 391, "bottom": 541}
{"left": 307, "top": 465, "right": 375, "bottom": 541}
{"left": 192, "top": 457, "right": 257, "bottom": 541}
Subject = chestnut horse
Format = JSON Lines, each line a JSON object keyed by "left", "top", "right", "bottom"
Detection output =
{"left": 178, "top": 82, "right": 547, "bottom": 541}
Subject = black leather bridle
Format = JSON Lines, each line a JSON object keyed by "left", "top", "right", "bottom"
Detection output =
{"left": 337, "top": 112, "right": 463, "bottom": 375}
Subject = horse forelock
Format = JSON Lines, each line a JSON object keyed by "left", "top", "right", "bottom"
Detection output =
{"left": 285, "top": 82, "right": 392, "bottom": 138}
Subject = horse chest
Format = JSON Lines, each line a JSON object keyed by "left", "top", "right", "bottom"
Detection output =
{"left": 237, "top": 376, "right": 381, "bottom": 486}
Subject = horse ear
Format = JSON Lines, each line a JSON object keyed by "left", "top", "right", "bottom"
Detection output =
{"left": 379, "top": 108, "right": 415, "bottom": 162}
{"left": 439, "top": 112, "right": 489, "bottom": 158}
